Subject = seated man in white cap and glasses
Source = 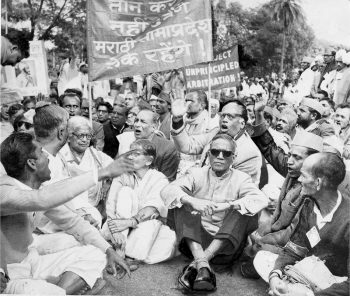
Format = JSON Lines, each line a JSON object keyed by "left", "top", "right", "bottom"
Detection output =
{"left": 295, "top": 57, "right": 314, "bottom": 99}
{"left": 241, "top": 130, "right": 324, "bottom": 279}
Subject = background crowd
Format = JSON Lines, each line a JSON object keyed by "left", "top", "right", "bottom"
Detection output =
{"left": 0, "top": 11, "right": 350, "bottom": 296}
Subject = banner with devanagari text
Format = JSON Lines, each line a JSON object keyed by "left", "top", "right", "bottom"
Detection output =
{"left": 87, "top": 0, "right": 213, "bottom": 81}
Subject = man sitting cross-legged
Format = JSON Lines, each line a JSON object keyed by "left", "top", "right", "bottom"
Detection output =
{"left": 161, "top": 133, "right": 268, "bottom": 292}
{"left": 0, "top": 133, "right": 133, "bottom": 295}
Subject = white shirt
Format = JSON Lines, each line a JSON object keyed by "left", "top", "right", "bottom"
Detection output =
{"left": 313, "top": 191, "right": 342, "bottom": 230}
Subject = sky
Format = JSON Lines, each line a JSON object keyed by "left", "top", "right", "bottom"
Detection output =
{"left": 227, "top": 0, "right": 350, "bottom": 47}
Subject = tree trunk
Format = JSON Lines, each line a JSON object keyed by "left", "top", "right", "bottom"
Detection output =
{"left": 280, "top": 30, "right": 286, "bottom": 75}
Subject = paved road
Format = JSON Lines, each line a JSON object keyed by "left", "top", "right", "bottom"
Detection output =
{"left": 100, "top": 256, "right": 267, "bottom": 295}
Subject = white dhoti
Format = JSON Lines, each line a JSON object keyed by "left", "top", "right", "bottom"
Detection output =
{"left": 5, "top": 245, "right": 106, "bottom": 294}
{"left": 102, "top": 186, "right": 176, "bottom": 264}
{"left": 253, "top": 250, "right": 278, "bottom": 282}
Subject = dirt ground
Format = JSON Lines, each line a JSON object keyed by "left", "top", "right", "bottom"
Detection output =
{"left": 99, "top": 255, "right": 268, "bottom": 296}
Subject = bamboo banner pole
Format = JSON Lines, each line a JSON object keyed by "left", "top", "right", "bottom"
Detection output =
{"left": 88, "top": 82, "right": 93, "bottom": 126}
{"left": 208, "top": 62, "right": 211, "bottom": 119}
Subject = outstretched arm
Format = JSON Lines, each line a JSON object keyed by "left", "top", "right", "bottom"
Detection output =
{"left": 1, "top": 155, "right": 134, "bottom": 216}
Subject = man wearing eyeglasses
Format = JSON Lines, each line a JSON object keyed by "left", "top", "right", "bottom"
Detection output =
{"left": 60, "top": 92, "right": 105, "bottom": 151}
{"left": 161, "top": 133, "right": 267, "bottom": 292}
{"left": 171, "top": 99, "right": 262, "bottom": 185}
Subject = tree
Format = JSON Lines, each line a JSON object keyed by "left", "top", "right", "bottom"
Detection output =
{"left": 265, "top": 0, "right": 305, "bottom": 74}
{"left": 5, "top": 0, "right": 87, "bottom": 60}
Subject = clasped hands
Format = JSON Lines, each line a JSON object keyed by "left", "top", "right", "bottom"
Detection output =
{"left": 181, "top": 196, "right": 235, "bottom": 216}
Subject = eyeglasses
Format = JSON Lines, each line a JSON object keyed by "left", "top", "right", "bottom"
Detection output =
{"left": 17, "top": 121, "right": 33, "bottom": 129}
{"left": 210, "top": 149, "right": 234, "bottom": 158}
{"left": 219, "top": 113, "right": 242, "bottom": 120}
{"left": 73, "top": 133, "right": 92, "bottom": 140}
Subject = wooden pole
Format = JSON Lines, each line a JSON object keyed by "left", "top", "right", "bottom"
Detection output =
{"left": 88, "top": 82, "right": 93, "bottom": 126}
{"left": 208, "top": 62, "right": 211, "bottom": 120}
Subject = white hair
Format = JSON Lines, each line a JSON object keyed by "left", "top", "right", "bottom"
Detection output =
{"left": 68, "top": 116, "right": 92, "bottom": 135}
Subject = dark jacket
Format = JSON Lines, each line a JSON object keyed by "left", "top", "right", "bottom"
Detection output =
{"left": 151, "top": 133, "right": 180, "bottom": 182}
{"left": 102, "top": 122, "right": 126, "bottom": 159}
{"left": 274, "top": 196, "right": 349, "bottom": 296}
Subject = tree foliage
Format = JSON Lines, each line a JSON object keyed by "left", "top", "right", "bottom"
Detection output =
{"left": 212, "top": 0, "right": 314, "bottom": 77}
{"left": 5, "top": 0, "right": 86, "bottom": 59}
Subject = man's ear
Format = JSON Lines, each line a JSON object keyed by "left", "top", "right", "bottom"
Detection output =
{"left": 27, "top": 158, "right": 36, "bottom": 171}
{"left": 57, "top": 126, "right": 65, "bottom": 140}
{"left": 146, "top": 156, "right": 153, "bottom": 166}
{"left": 316, "top": 177, "right": 322, "bottom": 191}
{"left": 239, "top": 118, "right": 245, "bottom": 128}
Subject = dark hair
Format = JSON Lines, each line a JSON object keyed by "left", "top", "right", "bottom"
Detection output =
{"left": 22, "top": 97, "right": 36, "bottom": 107}
{"left": 307, "top": 107, "right": 322, "bottom": 121}
{"left": 317, "top": 90, "right": 329, "bottom": 98}
{"left": 34, "top": 104, "right": 68, "bottom": 139}
{"left": 96, "top": 102, "right": 113, "bottom": 113}
{"left": 337, "top": 103, "right": 350, "bottom": 110}
{"left": 64, "top": 88, "right": 83, "bottom": 99}
{"left": 0, "top": 132, "right": 36, "bottom": 179}
{"left": 13, "top": 114, "right": 26, "bottom": 132}
{"left": 220, "top": 99, "right": 248, "bottom": 123}
{"left": 158, "top": 92, "right": 171, "bottom": 104}
{"left": 210, "top": 133, "right": 237, "bottom": 154}
{"left": 8, "top": 103, "right": 24, "bottom": 119}
{"left": 319, "top": 97, "right": 335, "bottom": 111}
{"left": 151, "top": 86, "right": 162, "bottom": 96}
{"left": 3, "top": 28, "right": 30, "bottom": 59}
{"left": 132, "top": 139, "right": 156, "bottom": 167}
{"left": 263, "top": 112, "right": 273, "bottom": 123}
{"left": 136, "top": 100, "right": 153, "bottom": 111}
{"left": 196, "top": 90, "right": 208, "bottom": 110}
{"left": 310, "top": 153, "right": 346, "bottom": 190}
{"left": 305, "top": 147, "right": 319, "bottom": 156}
{"left": 59, "top": 93, "right": 81, "bottom": 107}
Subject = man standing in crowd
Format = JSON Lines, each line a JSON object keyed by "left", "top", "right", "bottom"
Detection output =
{"left": 103, "top": 103, "right": 128, "bottom": 159}
{"left": 161, "top": 134, "right": 267, "bottom": 292}
{"left": 155, "top": 92, "right": 172, "bottom": 140}
{"left": 0, "top": 132, "right": 133, "bottom": 294}
{"left": 295, "top": 57, "right": 314, "bottom": 99}
{"left": 118, "top": 109, "right": 179, "bottom": 181}
{"left": 332, "top": 51, "right": 350, "bottom": 105}
{"left": 275, "top": 107, "right": 298, "bottom": 140}
{"left": 96, "top": 102, "right": 113, "bottom": 125}
{"left": 334, "top": 103, "right": 350, "bottom": 159}
{"left": 60, "top": 92, "right": 105, "bottom": 150}
{"left": 318, "top": 49, "right": 337, "bottom": 89}
{"left": 177, "top": 90, "right": 216, "bottom": 176}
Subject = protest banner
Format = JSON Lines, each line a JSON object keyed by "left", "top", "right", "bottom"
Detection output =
{"left": 183, "top": 46, "right": 240, "bottom": 91}
{"left": 87, "top": 0, "right": 213, "bottom": 82}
